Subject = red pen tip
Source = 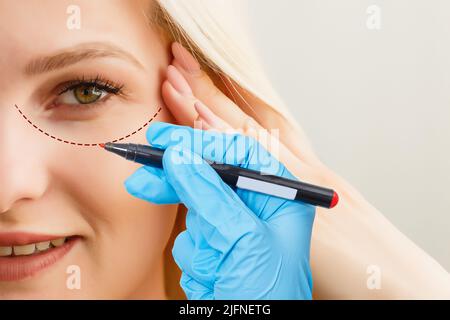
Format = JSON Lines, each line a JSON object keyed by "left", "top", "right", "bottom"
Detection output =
{"left": 99, "top": 143, "right": 105, "bottom": 148}
{"left": 330, "top": 192, "right": 339, "bottom": 208}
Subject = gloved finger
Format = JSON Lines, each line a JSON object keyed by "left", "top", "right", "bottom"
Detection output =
{"left": 147, "top": 122, "right": 310, "bottom": 221}
{"left": 147, "top": 122, "right": 281, "bottom": 175}
{"left": 180, "top": 273, "right": 214, "bottom": 300}
{"left": 149, "top": 122, "right": 246, "bottom": 167}
{"left": 124, "top": 166, "right": 180, "bottom": 204}
{"left": 172, "top": 229, "right": 218, "bottom": 287}
{"left": 185, "top": 211, "right": 221, "bottom": 282}
{"left": 163, "top": 145, "right": 261, "bottom": 253}
{"left": 266, "top": 203, "right": 315, "bottom": 255}
{"left": 146, "top": 122, "right": 246, "bottom": 167}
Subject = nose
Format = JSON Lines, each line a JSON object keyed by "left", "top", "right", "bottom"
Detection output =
{"left": 0, "top": 103, "right": 49, "bottom": 214}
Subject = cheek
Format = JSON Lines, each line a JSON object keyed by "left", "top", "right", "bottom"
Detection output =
{"left": 45, "top": 107, "right": 178, "bottom": 296}
{"left": 48, "top": 106, "right": 175, "bottom": 233}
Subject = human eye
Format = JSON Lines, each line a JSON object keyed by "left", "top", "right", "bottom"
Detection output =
{"left": 50, "top": 75, "right": 125, "bottom": 110}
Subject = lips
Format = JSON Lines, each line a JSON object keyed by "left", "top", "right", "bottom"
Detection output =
{"left": 0, "top": 232, "right": 69, "bottom": 247}
{"left": 0, "top": 233, "right": 79, "bottom": 281}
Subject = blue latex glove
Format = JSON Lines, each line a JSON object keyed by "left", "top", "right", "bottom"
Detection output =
{"left": 125, "top": 122, "right": 315, "bottom": 299}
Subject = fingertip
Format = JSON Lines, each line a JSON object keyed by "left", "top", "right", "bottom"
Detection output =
{"left": 162, "top": 144, "right": 188, "bottom": 168}
{"left": 125, "top": 166, "right": 178, "bottom": 204}
{"left": 166, "top": 64, "right": 176, "bottom": 77}
{"left": 171, "top": 41, "right": 181, "bottom": 58}
{"left": 161, "top": 79, "right": 199, "bottom": 127}
{"left": 171, "top": 42, "right": 201, "bottom": 75}
{"left": 172, "top": 230, "right": 194, "bottom": 260}
{"left": 194, "top": 100, "right": 229, "bottom": 130}
{"left": 161, "top": 79, "right": 174, "bottom": 96}
{"left": 124, "top": 167, "right": 152, "bottom": 195}
{"left": 167, "top": 65, "right": 193, "bottom": 96}
{"left": 161, "top": 80, "right": 178, "bottom": 111}
{"left": 162, "top": 145, "right": 207, "bottom": 180}
{"left": 146, "top": 121, "right": 172, "bottom": 146}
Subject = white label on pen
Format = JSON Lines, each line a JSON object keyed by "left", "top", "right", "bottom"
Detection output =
{"left": 236, "top": 176, "right": 297, "bottom": 200}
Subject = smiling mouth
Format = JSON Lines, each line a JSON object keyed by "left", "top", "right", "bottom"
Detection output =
{"left": 0, "top": 235, "right": 80, "bottom": 282}
{"left": 0, "top": 236, "right": 73, "bottom": 257}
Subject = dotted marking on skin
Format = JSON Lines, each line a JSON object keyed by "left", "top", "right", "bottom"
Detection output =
{"left": 14, "top": 104, "right": 162, "bottom": 147}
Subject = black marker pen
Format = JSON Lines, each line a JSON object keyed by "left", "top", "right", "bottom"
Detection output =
{"left": 100, "top": 143, "right": 339, "bottom": 209}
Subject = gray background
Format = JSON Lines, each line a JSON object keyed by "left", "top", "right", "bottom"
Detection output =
{"left": 240, "top": 0, "right": 450, "bottom": 270}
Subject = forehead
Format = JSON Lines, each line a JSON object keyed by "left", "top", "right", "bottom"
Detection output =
{"left": 0, "top": 0, "right": 154, "bottom": 70}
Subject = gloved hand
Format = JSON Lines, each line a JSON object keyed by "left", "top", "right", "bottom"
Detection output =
{"left": 125, "top": 122, "right": 315, "bottom": 299}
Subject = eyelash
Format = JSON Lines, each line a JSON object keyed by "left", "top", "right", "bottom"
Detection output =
{"left": 55, "top": 75, "right": 125, "bottom": 105}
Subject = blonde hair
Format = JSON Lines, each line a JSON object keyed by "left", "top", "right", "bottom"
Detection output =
{"left": 146, "top": 0, "right": 318, "bottom": 299}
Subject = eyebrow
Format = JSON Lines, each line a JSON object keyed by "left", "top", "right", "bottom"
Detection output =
{"left": 24, "top": 42, "right": 144, "bottom": 76}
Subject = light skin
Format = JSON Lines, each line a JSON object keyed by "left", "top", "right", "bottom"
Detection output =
{"left": 0, "top": 0, "right": 296, "bottom": 299}
{"left": 163, "top": 40, "right": 450, "bottom": 299}
{"left": 1, "top": 0, "right": 449, "bottom": 300}
{"left": 0, "top": 0, "right": 179, "bottom": 299}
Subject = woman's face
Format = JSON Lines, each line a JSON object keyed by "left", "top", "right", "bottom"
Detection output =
{"left": 0, "top": 0, "right": 178, "bottom": 298}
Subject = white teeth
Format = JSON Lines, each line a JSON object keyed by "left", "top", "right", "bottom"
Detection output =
{"left": 50, "top": 238, "right": 66, "bottom": 247}
{"left": 0, "top": 246, "right": 13, "bottom": 257}
{"left": 36, "top": 241, "right": 51, "bottom": 251}
{"left": 13, "top": 244, "right": 36, "bottom": 256}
